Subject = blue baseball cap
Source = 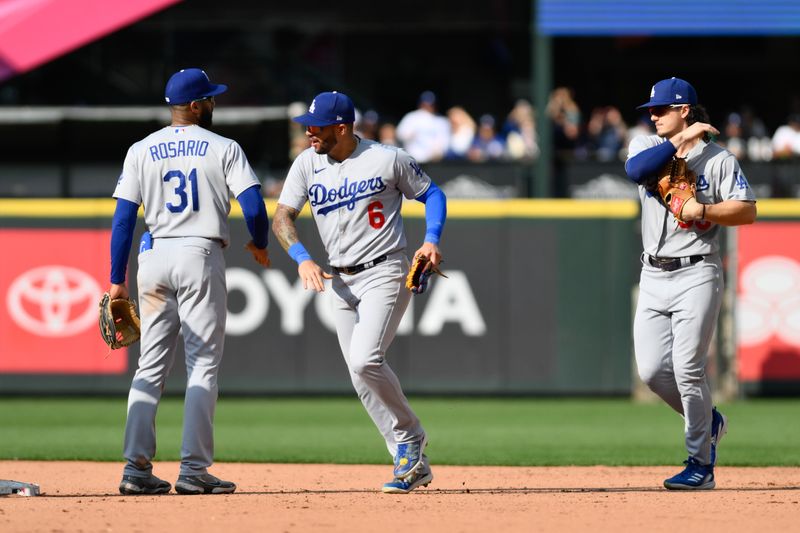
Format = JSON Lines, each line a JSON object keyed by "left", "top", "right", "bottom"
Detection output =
{"left": 293, "top": 91, "right": 355, "bottom": 127}
{"left": 419, "top": 90, "right": 437, "bottom": 105}
{"left": 636, "top": 77, "right": 697, "bottom": 109}
{"left": 164, "top": 68, "right": 228, "bottom": 105}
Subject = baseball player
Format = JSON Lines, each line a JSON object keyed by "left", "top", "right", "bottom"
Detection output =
{"left": 625, "top": 77, "right": 757, "bottom": 489}
{"left": 272, "top": 91, "right": 447, "bottom": 494}
{"left": 110, "top": 68, "right": 270, "bottom": 495}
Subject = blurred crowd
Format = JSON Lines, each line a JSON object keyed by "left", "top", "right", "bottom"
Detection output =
{"left": 288, "top": 87, "right": 800, "bottom": 166}
{"left": 289, "top": 90, "right": 539, "bottom": 164}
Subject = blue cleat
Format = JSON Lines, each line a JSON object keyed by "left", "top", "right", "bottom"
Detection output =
{"left": 664, "top": 457, "right": 715, "bottom": 490}
{"left": 393, "top": 436, "right": 427, "bottom": 479}
{"left": 710, "top": 407, "right": 728, "bottom": 466}
{"left": 382, "top": 467, "right": 433, "bottom": 494}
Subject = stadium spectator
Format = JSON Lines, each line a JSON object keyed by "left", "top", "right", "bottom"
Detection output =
{"left": 721, "top": 106, "right": 772, "bottom": 161}
{"left": 719, "top": 112, "right": 747, "bottom": 161}
{"left": 547, "top": 86, "right": 582, "bottom": 197}
{"left": 355, "top": 109, "right": 380, "bottom": 141}
{"left": 625, "top": 114, "right": 655, "bottom": 147}
{"left": 771, "top": 113, "right": 800, "bottom": 159}
{"left": 378, "top": 121, "right": 399, "bottom": 146}
{"left": 445, "top": 106, "right": 476, "bottom": 159}
{"left": 396, "top": 90, "right": 450, "bottom": 163}
{"left": 467, "top": 114, "right": 505, "bottom": 162}
{"left": 547, "top": 86, "right": 581, "bottom": 155}
{"left": 585, "top": 105, "right": 628, "bottom": 162}
{"left": 288, "top": 101, "right": 311, "bottom": 160}
{"left": 502, "top": 99, "right": 539, "bottom": 161}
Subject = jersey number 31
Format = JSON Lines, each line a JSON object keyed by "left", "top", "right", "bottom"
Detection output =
{"left": 164, "top": 168, "right": 199, "bottom": 213}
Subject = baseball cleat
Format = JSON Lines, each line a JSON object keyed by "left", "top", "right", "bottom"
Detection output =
{"left": 382, "top": 467, "right": 434, "bottom": 494}
{"left": 393, "top": 435, "right": 428, "bottom": 479}
{"left": 175, "top": 473, "right": 236, "bottom": 495}
{"left": 119, "top": 474, "right": 171, "bottom": 495}
{"left": 663, "top": 457, "right": 715, "bottom": 490}
{"left": 710, "top": 407, "right": 728, "bottom": 466}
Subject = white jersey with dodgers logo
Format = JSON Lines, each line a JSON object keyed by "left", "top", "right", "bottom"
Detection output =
{"left": 113, "top": 124, "right": 260, "bottom": 246}
{"left": 278, "top": 139, "right": 431, "bottom": 267}
{"left": 627, "top": 135, "right": 756, "bottom": 258}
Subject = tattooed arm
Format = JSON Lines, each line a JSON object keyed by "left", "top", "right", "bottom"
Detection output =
{"left": 272, "top": 203, "right": 332, "bottom": 292}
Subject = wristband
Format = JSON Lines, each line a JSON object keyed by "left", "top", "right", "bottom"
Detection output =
{"left": 288, "top": 242, "right": 312, "bottom": 264}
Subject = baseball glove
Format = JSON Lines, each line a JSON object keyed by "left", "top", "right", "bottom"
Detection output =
{"left": 99, "top": 292, "right": 141, "bottom": 350}
{"left": 657, "top": 157, "right": 697, "bottom": 222}
{"left": 406, "top": 254, "right": 447, "bottom": 294}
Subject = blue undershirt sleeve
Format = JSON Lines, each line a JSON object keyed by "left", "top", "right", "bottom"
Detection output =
{"left": 625, "top": 141, "right": 677, "bottom": 183}
{"left": 415, "top": 181, "right": 447, "bottom": 244}
{"left": 110, "top": 198, "right": 139, "bottom": 284}
{"left": 237, "top": 185, "right": 269, "bottom": 249}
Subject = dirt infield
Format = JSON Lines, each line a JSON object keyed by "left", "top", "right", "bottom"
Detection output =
{"left": 1, "top": 461, "right": 798, "bottom": 532}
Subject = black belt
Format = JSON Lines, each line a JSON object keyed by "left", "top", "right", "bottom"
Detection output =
{"left": 647, "top": 254, "right": 704, "bottom": 272}
{"left": 332, "top": 255, "right": 388, "bottom": 275}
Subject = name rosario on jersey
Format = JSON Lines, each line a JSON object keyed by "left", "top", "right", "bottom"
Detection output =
{"left": 148, "top": 140, "right": 210, "bottom": 161}
{"left": 310, "top": 176, "right": 387, "bottom": 215}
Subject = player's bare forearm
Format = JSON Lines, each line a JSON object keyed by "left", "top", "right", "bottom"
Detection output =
{"left": 684, "top": 199, "right": 756, "bottom": 226}
{"left": 704, "top": 200, "right": 757, "bottom": 226}
{"left": 669, "top": 122, "right": 719, "bottom": 150}
{"left": 272, "top": 204, "right": 301, "bottom": 252}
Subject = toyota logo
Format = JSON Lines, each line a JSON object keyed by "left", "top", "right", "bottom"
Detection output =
{"left": 738, "top": 255, "right": 800, "bottom": 347}
{"left": 6, "top": 265, "right": 102, "bottom": 337}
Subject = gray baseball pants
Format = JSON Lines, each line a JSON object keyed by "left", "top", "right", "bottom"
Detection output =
{"left": 331, "top": 251, "right": 425, "bottom": 457}
{"left": 633, "top": 253, "right": 723, "bottom": 465}
{"left": 123, "top": 237, "right": 227, "bottom": 477}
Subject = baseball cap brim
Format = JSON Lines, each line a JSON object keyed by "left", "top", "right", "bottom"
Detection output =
{"left": 636, "top": 98, "right": 674, "bottom": 109}
{"left": 200, "top": 83, "right": 228, "bottom": 99}
{"left": 292, "top": 113, "right": 342, "bottom": 127}
{"left": 169, "top": 83, "right": 228, "bottom": 105}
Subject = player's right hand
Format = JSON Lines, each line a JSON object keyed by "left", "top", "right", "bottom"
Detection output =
{"left": 109, "top": 283, "right": 129, "bottom": 300}
{"left": 245, "top": 241, "right": 271, "bottom": 268}
{"left": 677, "top": 122, "right": 719, "bottom": 145}
{"left": 298, "top": 260, "right": 333, "bottom": 292}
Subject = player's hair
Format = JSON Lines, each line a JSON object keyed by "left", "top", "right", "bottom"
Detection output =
{"left": 686, "top": 104, "right": 712, "bottom": 142}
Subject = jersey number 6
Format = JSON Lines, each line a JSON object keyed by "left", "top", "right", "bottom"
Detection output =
{"left": 367, "top": 201, "right": 385, "bottom": 229}
{"left": 164, "top": 168, "right": 199, "bottom": 213}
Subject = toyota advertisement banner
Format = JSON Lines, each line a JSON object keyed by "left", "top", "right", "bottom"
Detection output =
{"left": 0, "top": 207, "right": 637, "bottom": 395}
{"left": 737, "top": 222, "right": 800, "bottom": 388}
{"left": 0, "top": 228, "right": 127, "bottom": 374}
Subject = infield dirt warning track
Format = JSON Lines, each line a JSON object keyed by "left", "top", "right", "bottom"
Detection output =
{"left": 1, "top": 461, "right": 798, "bottom": 532}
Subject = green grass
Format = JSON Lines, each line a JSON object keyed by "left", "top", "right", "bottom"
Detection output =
{"left": 0, "top": 397, "right": 798, "bottom": 466}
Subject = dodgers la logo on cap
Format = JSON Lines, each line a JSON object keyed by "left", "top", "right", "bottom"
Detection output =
{"left": 164, "top": 68, "right": 228, "bottom": 105}
{"left": 636, "top": 77, "right": 697, "bottom": 109}
{"left": 293, "top": 91, "right": 355, "bottom": 127}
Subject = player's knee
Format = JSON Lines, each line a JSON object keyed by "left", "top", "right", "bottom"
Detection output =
{"left": 637, "top": 365, "right": 664, "bottom": 389}
{"left": 350, "top": 354, "right": 385, "bottom": 376}
{"left": 675, "top": 367, "right": 706, "bottom": 387}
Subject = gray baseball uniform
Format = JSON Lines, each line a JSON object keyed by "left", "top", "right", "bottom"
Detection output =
{"left": 114, "top": 124, "right": 260, "bottom": 477}
{"left": 627, "top": 134, "right": 756, "bottom": 464}
{"left": 278, "top": 138, "right": 430, "bottom": 455}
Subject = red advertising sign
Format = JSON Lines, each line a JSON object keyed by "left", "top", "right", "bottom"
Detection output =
{"left": 0, "top": 0, "right": 181, "bottom": 82}
{"left": 737, "top": 222, "right": 800, "bottom": 381}
{"left": 0, "top": 229, "right": 127, "bottom": 374}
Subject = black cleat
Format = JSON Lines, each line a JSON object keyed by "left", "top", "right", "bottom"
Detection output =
{"left": 119, "top": 474, "right": 171, "bottom": 495}
{"left": 175, "top": 473, "right": 236, "bottom": 495}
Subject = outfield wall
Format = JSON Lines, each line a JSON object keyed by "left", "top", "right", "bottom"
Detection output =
{"left": 1, "top": 199, "right": 797, "bottom": 396}
{"left": 0, "top": 200, "right": 800, "bottom": 395}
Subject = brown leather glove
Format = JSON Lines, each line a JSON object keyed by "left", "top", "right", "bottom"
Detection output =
{"left": 657, "top": 157, "right": 697, "bottom": 222}
{"left": 99, "top": 292, "right": 141, "bottom": 349}
{"left": 405, "top": 254, "right": 447, "bottom": 295}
